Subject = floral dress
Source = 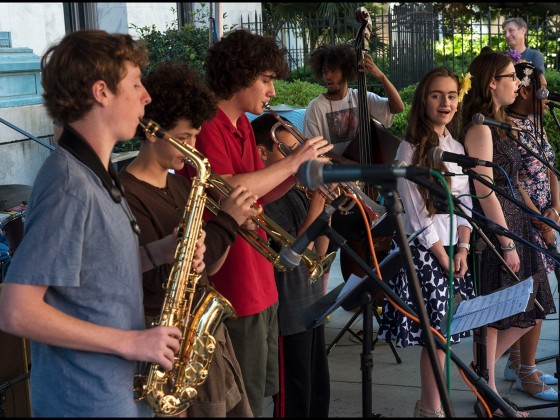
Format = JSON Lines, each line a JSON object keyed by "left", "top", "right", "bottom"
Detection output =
{"left": 510, "top": 114, "right": 557, "bottom": 273}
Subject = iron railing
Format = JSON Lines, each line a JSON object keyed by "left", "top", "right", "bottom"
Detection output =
{"left": 239, "top": 4, "right": 560, "bottom": 90}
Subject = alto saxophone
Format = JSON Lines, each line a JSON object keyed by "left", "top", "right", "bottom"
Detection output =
{"left": 134, "top": 118, "right": 236, "bottom": 417}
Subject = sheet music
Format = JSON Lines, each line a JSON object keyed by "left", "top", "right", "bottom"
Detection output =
{"left": 319, "top": 273, "right": 364, "bottom": 318}
{"left": 449, "top": 277, "right": 534, "bottom": 335}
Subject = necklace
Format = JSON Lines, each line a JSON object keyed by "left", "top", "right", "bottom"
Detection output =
{"left": 508, "top": 110, "right": 529, "bottom": 119}
{"left": 327, "top": 90, "right": 354, "bottom": 139}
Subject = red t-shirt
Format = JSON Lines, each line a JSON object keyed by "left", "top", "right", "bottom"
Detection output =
{"left": 177, "top": 109, "right": 278, "bottom": 317}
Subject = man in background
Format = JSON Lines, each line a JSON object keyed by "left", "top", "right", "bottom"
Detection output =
{"left": 503, "top": 17, "right": 545, "bottom": 73}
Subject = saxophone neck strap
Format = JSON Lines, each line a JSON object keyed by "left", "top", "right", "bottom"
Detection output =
{"left": 57, "top": 125, "right": 125, "bottom": 203}
{"left": 57, "top": 125, "right": 141, "bottom": 236}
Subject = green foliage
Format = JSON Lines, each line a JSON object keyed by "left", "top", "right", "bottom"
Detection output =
{"left": 386, "top": 103, "right": 410, "bottom": 140}
{"left": 114, "top": 137, "right": 142, "bottom": 153}
{"left": 269, "top": 79, "right": 325, "bottom": 108}
{"left": 131, "top": 22, "right": 209, "bottom": 76}
{"left": 543, "top": 69, "right": 560, "bottom": 164}
{"left": 434, "top": 33, "right": 503, "bottom": 75}
{"left": 397, "top": 83, "right": 418, "bottom": 105}
{"left": 385, "top": 83, "right": 417, "bottom": 139}
{"left": 287, "top": 65, "right": 316, "bottom": 84}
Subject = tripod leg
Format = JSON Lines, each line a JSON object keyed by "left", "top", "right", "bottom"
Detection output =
{"left": 473, "top": 326, "right": 489, "bottom": 382}
{"left": 327, "top": 309, "right": 362, "bottom": 355}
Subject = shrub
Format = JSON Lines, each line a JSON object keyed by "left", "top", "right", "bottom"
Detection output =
{"left": 131, "top": 23, "right": 209, "bottom": 76}
{"left": 269, "top": 79, "right": 325, "bottom": 108}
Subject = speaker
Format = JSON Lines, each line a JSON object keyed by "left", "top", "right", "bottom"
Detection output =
{"left": 0, "top": 286, "right": 31, "bottom": 417}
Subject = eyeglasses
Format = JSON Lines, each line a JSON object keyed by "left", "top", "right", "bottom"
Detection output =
{"left": 495, "top": 73, "right": 518, "bottom": 82}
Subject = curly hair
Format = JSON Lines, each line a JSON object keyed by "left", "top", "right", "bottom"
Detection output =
{"left": 460, "top": 48, "right": 515, "bottom": 141}
{"left": 137, "top": 61, "right": 217, "bottom": 138}
{"left": 308, "top": 44, "right": 357, "bottom": 84}
{"left": 406, "top": 67, "right": 460, "bottom": 216}
{"left": 41, "top": 30, "right": 149, "bottom": 123}
{"left": 204, "top": 30, "right": 289, "bottom": 100}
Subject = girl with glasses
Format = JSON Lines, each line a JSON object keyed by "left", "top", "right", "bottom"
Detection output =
{"left": 461, "top": 48, "right": 556, "bottom": 417}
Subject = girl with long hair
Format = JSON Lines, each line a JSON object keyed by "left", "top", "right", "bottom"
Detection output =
{"left": 378, "top": 67, "right": 475, "bottom": 417}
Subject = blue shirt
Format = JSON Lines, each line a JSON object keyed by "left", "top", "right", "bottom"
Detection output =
{"left": 5, "top": 145, "right": 151, "bottom": 417}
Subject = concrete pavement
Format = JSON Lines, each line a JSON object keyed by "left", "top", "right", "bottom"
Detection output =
{"left": 263, "top": 254, "right": 559, "bottom": 417}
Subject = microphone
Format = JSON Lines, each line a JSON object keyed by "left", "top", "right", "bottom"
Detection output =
{"left": 536, "top": 88, "right": 560, "bottom": 102}
{"left": 427, "top": 146, "right": 498, "bottom": 168}
{"left": 472, "top": 113, "right": 527, "bottom": 133}
{"left": 279, "top": 195, "right": 345, "bottom": 269}
{"left": 296, "top": 160, "right": 432, "bottom": 190}
{"left": 394, "top": 160, "right": 454, "bottom": 202}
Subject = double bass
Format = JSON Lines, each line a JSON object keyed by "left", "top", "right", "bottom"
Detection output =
{"left": 332, "top": 7, "right": 403, "bottom": 285}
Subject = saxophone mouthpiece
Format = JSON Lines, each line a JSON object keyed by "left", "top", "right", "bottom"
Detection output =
{"left": 140, "top": 118, "right": 165, "bottom": 139}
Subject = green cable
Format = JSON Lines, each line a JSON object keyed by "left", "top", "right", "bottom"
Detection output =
{"left": 430, "top": 169, "right": 454, "bottom": 393}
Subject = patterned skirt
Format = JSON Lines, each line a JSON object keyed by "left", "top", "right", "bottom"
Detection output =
{"left": 377, "top": 239, "right": 476, "bottom": 348}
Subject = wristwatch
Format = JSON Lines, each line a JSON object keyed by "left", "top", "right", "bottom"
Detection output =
{"left": 457, "top": 242, "right": 470, "bottom": 253}
{"left": 500, "top": 241, "right": 516, "bottom": 252}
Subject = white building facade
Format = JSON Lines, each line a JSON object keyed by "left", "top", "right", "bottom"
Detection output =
{"left": 0, "top": 2, "right": 261, "bottom": 186}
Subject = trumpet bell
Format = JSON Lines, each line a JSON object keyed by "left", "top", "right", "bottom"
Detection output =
{"left": 307, "top": 251, "right": 337, "bottom": 283}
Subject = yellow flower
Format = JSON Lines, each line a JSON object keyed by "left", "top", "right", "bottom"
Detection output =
{"left": 458, "top": 72, "right": 472, "bottom": 103}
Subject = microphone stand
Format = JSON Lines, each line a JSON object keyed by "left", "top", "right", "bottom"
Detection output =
{"left": 432, "top": 178, "right": 550, "bottom": 311}
{"left": 508, "top": 114, "right": 560, "bottom": 413}
{"left": 463, "top": 167, "right": 560, "bottom": 263}
{"left": 317, "top": 181, "right": 453, "bottom": 417}
{"left": 0, "top": 372, "right": 29, "bottom": 418}
{"left": 437, "top": 170, "right": 559, "bottom": 413}
{"left": 548, "top": 107, "right": 560, "bottom": 132}
{"left": 414, "top": 173, "right": 560, "bottom": 275}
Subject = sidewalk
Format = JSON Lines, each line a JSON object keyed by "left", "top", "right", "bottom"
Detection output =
{"left": 264, "top": 254, "right": 559, "bottom": 417}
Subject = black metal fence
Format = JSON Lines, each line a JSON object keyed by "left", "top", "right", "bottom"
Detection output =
{"left": 239, "top": 4, "right": 560, "bottom": 91}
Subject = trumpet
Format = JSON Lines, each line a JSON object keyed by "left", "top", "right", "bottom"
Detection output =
{"left": 264, "top": 103, "right": 387, "bottom": 225}
{"left": 270, "top": 119, "right": 357, "bottom": 214}
{"left": 186, "top": 166, "right": 335, "bottom": 283}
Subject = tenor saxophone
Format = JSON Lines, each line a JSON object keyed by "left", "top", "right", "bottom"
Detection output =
{"left": 134, "top": 118, "right": 236, "bottom": 417}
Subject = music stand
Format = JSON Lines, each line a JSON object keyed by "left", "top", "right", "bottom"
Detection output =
{"left": 301, "top": 173, "right": 519, "bottom": 417}
{"left": 326, "top": 227, "right": 426, "bottom": 359}
{"left": 305, "top": 227, "right": 393, "bottom": 417}
{"left": 305, "top": 184, "right": 455, "bottom": 417}
{"left": 325, "top": 250, "right": 401, "bottom": 363}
